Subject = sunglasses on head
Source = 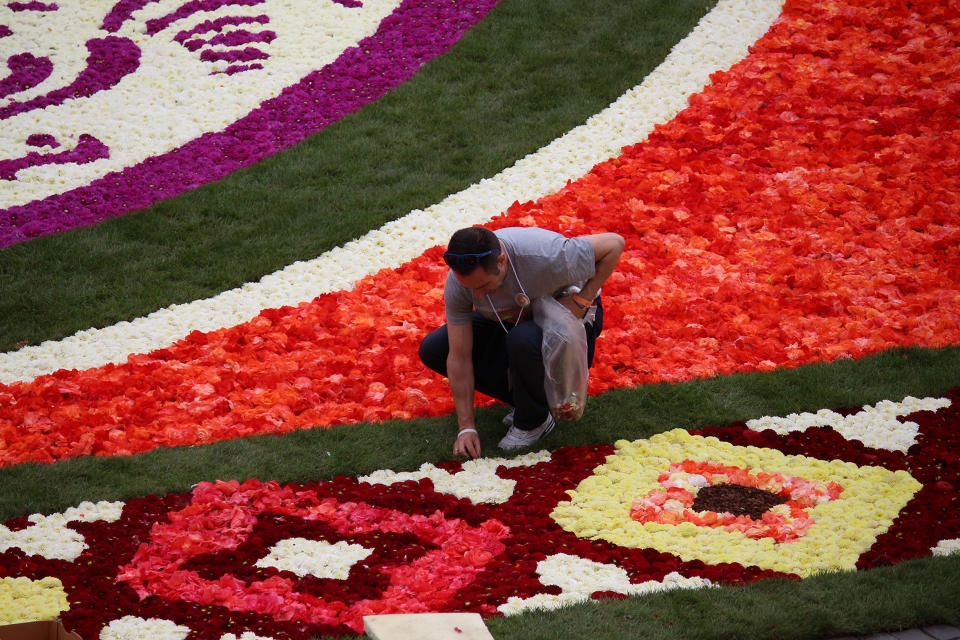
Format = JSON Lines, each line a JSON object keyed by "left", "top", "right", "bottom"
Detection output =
{"left": 442, "top": 248, "right": 500, "bottom": 268}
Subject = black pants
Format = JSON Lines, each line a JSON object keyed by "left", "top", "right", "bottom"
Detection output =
{"left": 418, "top": 298, "right": 603, "bottom": 430}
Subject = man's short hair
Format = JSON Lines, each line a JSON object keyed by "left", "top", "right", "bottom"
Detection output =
{"left": 446, "top": 227, "right": 500, "bottom": 275}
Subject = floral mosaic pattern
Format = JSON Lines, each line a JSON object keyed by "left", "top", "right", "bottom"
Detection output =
{"left": 554, "top": 430, "right": 919, "bottom": 575}
{"left": 1, "top": 390, "right": 958, "bottom": 638}
{"left": 2, "top": 0, "right": 958, "bottom": 468}
{"left": 2, "top": 0, "right": 959, "bottom": 637}
{"left": 0, "top": 0, "right": 499, "bottom": 246}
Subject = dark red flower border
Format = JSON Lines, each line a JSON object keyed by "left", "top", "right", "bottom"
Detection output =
{"left": 2, "top": 388, "right": 958, "bottom": 638}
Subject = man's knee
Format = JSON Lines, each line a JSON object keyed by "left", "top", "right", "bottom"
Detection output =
{"left": 418, "top": 327, "right": 449, "bottom": 374}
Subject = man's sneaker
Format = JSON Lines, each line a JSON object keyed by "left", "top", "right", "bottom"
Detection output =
{"left": 502, "top": 409, "right": 515, "bottom": 427}
{"left": 497, "top": 413, "right": 556, "bottom": 450}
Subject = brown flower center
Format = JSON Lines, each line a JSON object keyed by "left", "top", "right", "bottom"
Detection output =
{"left": 691, "top": 484, "right": 789, "bottom": 520}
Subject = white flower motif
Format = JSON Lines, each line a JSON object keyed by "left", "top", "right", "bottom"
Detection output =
{"left": 0, "top": 0, "right": 785, "bottom": 384}
{"left": 219, "top": 634, "right": 277, "bottom": 640}
{"left": 538, "top": 553, "right": 640, "bottom": 594}
{"left": 100, "top": 616, "right": 191, "bottom": 640}
{"left": 932, "top": 538, "right": 960, "bottom": 557}
{"left": 255, "top": 538, "right": 373, "bottom": 579}
{"left": 746, "top": 396, "right": 952, "bottom": 451}
{"left": 497, "top": 553, "right": 712, "bottom": 615}
{"left": 359, "top": 450, "right": 552, "bottom": 504}
{"left": 0, "top": 500, "right": 125, "bottom": 561}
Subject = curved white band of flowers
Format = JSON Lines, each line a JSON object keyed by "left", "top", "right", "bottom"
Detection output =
{"left": 0, "top": 0, "right": 783, "bottom": 385}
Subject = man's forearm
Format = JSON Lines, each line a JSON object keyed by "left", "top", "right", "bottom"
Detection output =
{"left": 581, "top": 233, "right": 626, "bottom": 300}
{"left": 447, "top": 355, "right": 476, "bottom": 428}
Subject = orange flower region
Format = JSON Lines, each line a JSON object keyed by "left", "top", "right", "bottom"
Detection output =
{"left": 1, "top": 0, "right": 959, "bottom": 466}
{"left": 629, "top": 460, "right": 843, "bottom": 543}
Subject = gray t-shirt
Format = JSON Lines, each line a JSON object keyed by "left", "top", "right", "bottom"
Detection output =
{"left": 444, "top": 227, "right": 595, "bottom": 326}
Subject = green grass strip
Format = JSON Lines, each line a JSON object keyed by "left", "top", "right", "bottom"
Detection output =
{"left": 0, "top": 0, "right": 718, "bottom": 353}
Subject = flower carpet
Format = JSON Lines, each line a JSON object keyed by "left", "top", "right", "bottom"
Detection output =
{"left": 1, "top": 0, "right": 960, "bottom": 637}
{"left": 1, "top": 0, "right": 959, "bottom": 468}
{"left": 2, "top": 390, "right": 959, "bottom": 638}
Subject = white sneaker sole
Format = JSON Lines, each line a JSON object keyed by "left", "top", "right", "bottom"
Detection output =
{"left": 497, "top": 416, "right": 555, "bottom": 449}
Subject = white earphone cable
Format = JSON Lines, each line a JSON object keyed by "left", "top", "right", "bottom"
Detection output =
{"left": 486, "top": 247, "right": 529, "bottom": 334}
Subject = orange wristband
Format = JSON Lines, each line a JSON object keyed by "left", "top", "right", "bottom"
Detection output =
{"left": 572, "top": 293, "right": 592, "bottom": 308}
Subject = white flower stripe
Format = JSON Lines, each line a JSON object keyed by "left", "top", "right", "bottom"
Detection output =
{"left": 497, "top": 557, "right": 712, "bottom": 615}
{"left": 359, "top": 450, "right": 552, "bottom": 503}
{"left": 745, "top": 396, "right": 952, "bottom": 452}
{"left": 0, "top": 0, "right": 785, "bottom": 385}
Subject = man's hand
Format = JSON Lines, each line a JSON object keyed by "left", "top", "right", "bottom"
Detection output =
{"left": 454, "top": 428, "right": 481, "bottom": 458}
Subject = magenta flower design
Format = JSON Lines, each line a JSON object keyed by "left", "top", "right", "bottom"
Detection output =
{"left": 0, "top": 0, "right": 500, "bottom": 247}
{"left": 0, "top": 52, "right": 53, "bottom": 99}
{"left": 7, "top": 2, "right": 60, "bottom": 11}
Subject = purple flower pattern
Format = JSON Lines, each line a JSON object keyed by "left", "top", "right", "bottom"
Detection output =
{"left": 0, "top": 134, "right": 109, "bottom": 181}
{"left": 0, "top": 52, "right": 53, "bottom": 99}
{"left": 7, "top": 2, "right": 59, "bottom": 11}
{"left": 1, "top": 0, "right": 500, "bottom": 247}
{"left": 0, "top": 36, "right": 141, "bottom": 120}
